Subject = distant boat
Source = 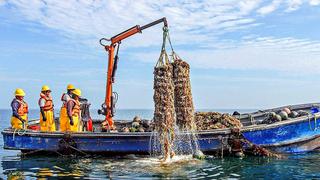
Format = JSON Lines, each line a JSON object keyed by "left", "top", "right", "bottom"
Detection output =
{"left": 2, "top": 103, "right": 320, "bottom": 155}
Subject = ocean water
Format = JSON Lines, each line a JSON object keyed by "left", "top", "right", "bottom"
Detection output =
{"left": 1, "top": 109, "right": 320, "bottom": 179}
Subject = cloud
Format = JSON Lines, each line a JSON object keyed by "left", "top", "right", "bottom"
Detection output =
{"left": 4, "top": 1, "right": 263, "bottom": 47}
{"left": 238, "top": 0, "right": 262, "bottom": 14}
{"left": 257, "top": 0, "right": 282, "bottom": 15}
{"left": 1, "top": 1, "right": 320, "bottom": 110}
{"left": 256, "top": 0, "right": 318, "bottom": 14}
{"left": 129, "top": 36, "right": 320, "bottom": 74}
{"left": 2, "top": 1, "right": 320, "bottom": 74}
{"left": 3, "top": 0, "right": 319, "bottom": 48}
{"left": 286, "top": 0, "right": 303, "bottom": 12}
{"left": 310, "top": 0, "right": 320, "bottom": 5}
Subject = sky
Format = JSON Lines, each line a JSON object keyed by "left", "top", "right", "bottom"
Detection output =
{"left": 1, "top": 0, "right": 320, "bottom": 111}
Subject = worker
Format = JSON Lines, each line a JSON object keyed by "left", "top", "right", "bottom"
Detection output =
{"left": 66, "top": 88, "right": 82, "bottom": 132}
{"left": 38, "top": 85, "right": 56, "bottom": 132}
{"left": 10, "top": 88, "right": 28, "bottom": 129}
{"left": 59, "top": 84, "right": 75, "bottom": 132}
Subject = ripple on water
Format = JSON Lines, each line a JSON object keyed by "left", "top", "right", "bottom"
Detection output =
{"left": 1, "top": 153, "right": 320, "bottom": 179}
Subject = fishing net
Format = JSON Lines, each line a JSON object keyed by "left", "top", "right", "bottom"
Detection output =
{"left": 153, "top": 34, "right": 176, "bottom": 160}
{"left": 152, "top": 27, "right": 200, "bottom": 160}
{"left": 194, "top": 112, "right": 243, "bottom": 131}
{"left": 172, "top": 54, "right": 195, "bottom": 131}
{"left": 229, "top": 128, "right": 281, "bottom": 158}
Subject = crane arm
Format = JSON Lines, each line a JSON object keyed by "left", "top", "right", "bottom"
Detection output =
{"left": 99, "top": 17, "right": 168, "bottom": 131}
{"left": 110, "top": 17, "right": 168, "bottom": 45}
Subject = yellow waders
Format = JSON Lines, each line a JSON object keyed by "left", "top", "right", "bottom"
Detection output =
{"left": 59, "top": 107, "right": 69, "bottom": 132}
{"left": 40, "top": 110, "right": 56, "bottom": 132}
{"left": 60, "top": 107, "right": 79, "bottom": 132}
{"left": 65, "top": 98, "right": 81, "bottom": 132}
{"left": 69, "top": 115, "right": 79, "bottom": 132}
{"left": 11, "top": 114, "right": 28, "bottom": 129}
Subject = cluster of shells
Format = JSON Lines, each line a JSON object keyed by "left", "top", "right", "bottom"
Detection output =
{"left": 153, "top": 64, "right": 176, "bottom": 134}
{"left": 153, "top": 58, "right": 243, "bottom": 132}
{"left": 153, "top": 61, "right": 176, "bottom": 159}
{"left": 194, "top": 112, "right": 243, "bottom": 131}
{"left": 120, "top": 116, "right": 153, "bottom": 132}
{"left": 172, "top": 59, "right": 195, "bottom": 131}
{"left": 152, "top": 53, "right": 199, "bottom": 159}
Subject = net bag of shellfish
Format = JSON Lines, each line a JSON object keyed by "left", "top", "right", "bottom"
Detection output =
{"left": 153, "top": 49, "right": 176, "bottom": 159}
{"left": 172, "top": 53, "right": 195, "bottom": 131}
{"left": 194, "top": 112, "right": 243, "bottom": 131}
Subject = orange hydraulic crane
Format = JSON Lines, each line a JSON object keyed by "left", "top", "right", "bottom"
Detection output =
{"left": 98, "top": 17, "right": 168, "bottom": 130}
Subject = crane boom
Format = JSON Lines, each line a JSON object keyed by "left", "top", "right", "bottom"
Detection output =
{"left": 99, "top": 17, "right": 168, "bottom": 130}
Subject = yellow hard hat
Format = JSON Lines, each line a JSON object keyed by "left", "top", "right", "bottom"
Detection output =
{"left": 67, "top": 84, "right": 75, "bottom": 90}
{"left": 15, "top": 88, "right": 25, "bottom": 97}
{"left": 72, "top": 88, "right": 81, "bottom": 97}
{"left": 41, "top": 85, "right": 51, "bottom": 92}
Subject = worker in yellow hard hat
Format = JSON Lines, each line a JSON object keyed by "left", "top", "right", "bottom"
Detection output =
{"left": 10, "top": 88, "right": 28, "bottom": 129}
{"left": 38, "top": 85, "right": 56, "bottom": 132}
{"left": 66, "top": 88, "right": 82, "bottom": 132}
{"left": 59, "top": 84, "right": 75, "bottom": 132}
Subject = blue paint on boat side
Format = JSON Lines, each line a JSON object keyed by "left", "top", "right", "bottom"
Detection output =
{"left": 2, "top": 132, "right": 223, "bottom": 153}
{"left": 3, "top": 134, "right": 61, "bottom": 151}
{"left": 242, "top": 117, "right": 320, "bottom": 146}
{"left": 2, "top": 114, "right": 320, "bottom": 154}
{"left": 263, "top": 132, "right": 320, "bottom": 153}
{"left": 73, "top": 136, "right": 152, "bottom": 152}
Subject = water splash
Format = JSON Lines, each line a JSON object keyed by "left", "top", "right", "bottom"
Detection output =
{"left": 149, "top": 124, "right": 202, "bottom": 163}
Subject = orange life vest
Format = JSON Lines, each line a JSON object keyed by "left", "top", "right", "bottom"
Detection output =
{"left": 16, "top": 99, "right": 28, "bottom": 116}
{"left": 38, "top": 93, "right": 54, "bottom": 111}
{"left": 68, "top": 99, "right": 80, "bottom": 117}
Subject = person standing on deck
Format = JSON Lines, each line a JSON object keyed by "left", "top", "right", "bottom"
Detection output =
{"left": 59, "top": 84, "right": 75, "bottom": 131}
{"left": 38, "top": 85, "right": 56, "bottom": 131}
{"left": 10, "top": 88, "right": 28, "bottom": 129}
{"left": 66, "top": 88, "right": 82, "bottom": 132}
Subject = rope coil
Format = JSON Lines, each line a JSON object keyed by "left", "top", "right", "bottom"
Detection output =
{"left": 12, "top": 128, "right": 27, "bottom": 141}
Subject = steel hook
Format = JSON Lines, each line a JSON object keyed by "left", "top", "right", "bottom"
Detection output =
{"left": 99, "top": 38, "right": 111, "bottom": 47}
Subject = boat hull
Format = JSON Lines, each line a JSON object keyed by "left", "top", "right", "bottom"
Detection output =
{"left": 2, "top": 115, "right": 320, "bottom": 155}
{"left": 242, "top": 115, "right": 320, "bottom": 153}
{"left": 2, "top": 129, "right": 230, "bottom": 154}
{"left": 3, "top": 103, "right": 320, "bottom": 155}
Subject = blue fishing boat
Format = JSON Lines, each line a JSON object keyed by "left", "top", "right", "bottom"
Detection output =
{"left": 2, "top": 103, "right": 320, "bottom": 155}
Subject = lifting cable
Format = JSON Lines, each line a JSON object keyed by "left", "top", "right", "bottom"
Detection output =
{"left": 155, "top": 27, "right": 170, "bottom": 68}
{"left": 156, "top": 26, "right": 182, "bottom": 67}
{"left": 165, "top": 27, "right": 181, "bottom": 61}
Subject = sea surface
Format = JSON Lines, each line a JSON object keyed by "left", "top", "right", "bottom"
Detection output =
{"left": 1, "top": 109, "right": 320, "bottom": 179}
